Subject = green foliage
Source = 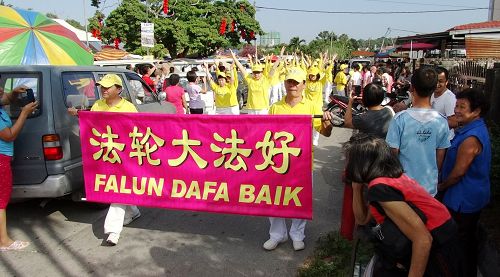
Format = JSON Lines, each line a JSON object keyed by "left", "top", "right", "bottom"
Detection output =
{"left": 91, "top": 0, "right": 101, "bottom": 8}
{"left": 298, "top": 231, "right": 373, "bottom": 277}
{"left": 91, "top": 0, "right": 261, "bottom": 58}
{"left": 46, "top": 13, "right": 58, "bottom": 19}
{"left": 66, "top": 19, "right": 85, "bottom": 30}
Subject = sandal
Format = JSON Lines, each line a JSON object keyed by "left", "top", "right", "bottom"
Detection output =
{"left": 0, "top": 240, "right": 30, "bottom": 252}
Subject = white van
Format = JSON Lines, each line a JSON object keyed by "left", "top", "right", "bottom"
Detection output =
{"left": 94, "top": 59, "right": 160, "bottom": 70}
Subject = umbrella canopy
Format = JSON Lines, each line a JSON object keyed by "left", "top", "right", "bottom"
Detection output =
{"left": 399, "top": 42, "right": 437, "bottom": 50}
{"left": 0, "top": 6, "right": 93, "bottom": 65}
{"left": 351, "top": 50, "right": 375, "bottom": 57}
{"left": 94, "top": 46, "right": 130, "bottom": 61}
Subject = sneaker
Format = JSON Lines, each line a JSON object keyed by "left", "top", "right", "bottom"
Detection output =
{"left": 263, "top": 237, "right": 287, "bottom": 251}
{"left": 106, "top": 233, "right": 120, "bottom": 246}
{"left": 292, "top": 240, "right": 305, "bottom": 251}
{"left": 123, "top": 211, "right": 141, "bottom": 225}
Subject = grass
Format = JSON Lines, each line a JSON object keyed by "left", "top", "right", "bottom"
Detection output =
{"left": 298, "top": 231, "right": 373, "bottom": 277}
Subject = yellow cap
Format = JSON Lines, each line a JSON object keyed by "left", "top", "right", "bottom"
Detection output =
{"left": 285, "top": 67, "right": 306, "bottom": 83}
{"left": 217, "top": 72, "right": 227, "bottom": 79}
{"left": 97, "top": 74, "right": 123, "bottom": 87}
{"left": 308, "top": 67, "right": 320, "bottom": 76}
{"left": 251, "top": 64, "right": 264, "bottom": 72}
{"left": 340, "top": 64, "right": 348, "bottom": 70}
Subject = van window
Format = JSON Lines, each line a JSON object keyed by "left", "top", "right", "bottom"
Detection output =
{"left": 62, "top": 72, "right": 98, "bottom": 109}
{"left": 0, "top": 73, "right": 41, "bottom": 118}
{"left": 96, "top": 73, "right": 133, "bottom": 103}
{"left": 124, "top": 72, "right": 159, "bottom": 105}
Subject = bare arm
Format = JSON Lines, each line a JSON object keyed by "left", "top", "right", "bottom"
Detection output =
{"left": 231, "top": 50, "right": 248, "bottom": 77}
{"left": 380, "top": 201, "right": 433, "bottom": 277}
{"left": 1, "top": 86, "right": 28, "bottom": 105}
{"left": 343, "top": 90, "right": 356, "bottom": 129}
{"left": 268, "top": 46, "right": 286, "bottom": 79}
{"left": 447, "top": 115, "right": 458, "bottom": 129}
{"left": 0, "top": 102, "right": 38, "bottom": 142}
{"left": 438, "top": 137, "right": 481, "bottom": 191}
{"left": 436, "top": 148, "right": 446, "bottom": 172}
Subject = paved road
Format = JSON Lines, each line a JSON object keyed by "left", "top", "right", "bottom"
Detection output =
{"left": 1, "top": 127, "right": 353, "bottom": 277}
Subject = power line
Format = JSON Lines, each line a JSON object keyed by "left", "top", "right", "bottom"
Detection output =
{"left": 254, "top": 6, "right": 488, "bottom": 15}
{"left": 363, "top": 0, "right": 480, "bottom": 9}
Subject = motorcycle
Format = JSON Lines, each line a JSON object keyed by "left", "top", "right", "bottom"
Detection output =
{"left": 381, "top": 85, "right": 412, "bottom": 113}
{"left": 325, "top": 94, "right": 366, "bottom": 127}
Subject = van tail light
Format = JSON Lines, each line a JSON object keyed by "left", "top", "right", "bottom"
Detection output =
{"left": 42, "top": 134, "right": 63, "bottom": 160}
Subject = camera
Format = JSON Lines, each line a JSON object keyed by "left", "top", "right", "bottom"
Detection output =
{"left": 26, "top": 88, "right": 35, "bottom": 103}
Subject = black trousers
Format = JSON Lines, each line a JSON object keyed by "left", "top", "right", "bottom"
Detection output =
{"left": 189, "top": 108, "right": 204, "bottom": 114}
{"left": 448, "top": 208, "right": 481, "bottom": 277}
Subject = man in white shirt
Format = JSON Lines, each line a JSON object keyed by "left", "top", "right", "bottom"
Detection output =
{"left": 431, "top": 67, "right": 457, "bottom": 129}
{"left": 350, "top": 63, "right": 362, "bottom": 96}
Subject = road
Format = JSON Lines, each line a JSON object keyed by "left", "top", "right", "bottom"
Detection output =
{"left": 1, "top": 127, "right": 353, "bottom": 277}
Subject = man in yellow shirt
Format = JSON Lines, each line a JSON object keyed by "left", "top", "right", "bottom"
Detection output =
{"left": 264, "top": 67, "right": 333, "bottom": 251}
{"left": 68, "top": 74, "right": 141, "bottom": 246}
{"left": 334, "top": 64, "right": 350, "bottom": 97}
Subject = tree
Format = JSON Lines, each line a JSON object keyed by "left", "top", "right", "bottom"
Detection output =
{"left": 96, "top": 0, "right": 262, "bottom": 58}
{"left": 46, "top": 13, "right": 58, "bottom": 19}
{"left": 288, "top": 37, "right": 306, "bottom": 53}
{"left": 66, "top": 19, "right": 85, "bottom": 30}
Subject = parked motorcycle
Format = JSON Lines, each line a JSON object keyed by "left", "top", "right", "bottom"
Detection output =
{"left": 325, "top": 94, "right": 365, "bottom": 127}
{"left": 381, "top": 88, "right": 412, "bottom": 113}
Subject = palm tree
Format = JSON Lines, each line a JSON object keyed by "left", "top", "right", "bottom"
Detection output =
{"left": 288, "top": 37, "right": 306, "bottom": 52}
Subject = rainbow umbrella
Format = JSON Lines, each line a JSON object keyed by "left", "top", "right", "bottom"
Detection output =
{"left": 0, "top": 6, "right": 93, "bottom": 65}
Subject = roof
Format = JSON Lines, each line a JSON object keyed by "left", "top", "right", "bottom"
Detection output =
{"left": 53, "top": 19, "right": 101, "bottom": 42}
{"left": 449, "top": 21, "right": 500, "bottom": 31}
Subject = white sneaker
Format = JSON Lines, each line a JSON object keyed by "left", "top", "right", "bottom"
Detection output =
{"left": 263, "top": 237, "right": 287, "bottom": 251}
{"left": 292, "top": 240, "right": 305, "bottom": 251}
{"left": 123, "top": 211, "right": 141, "bottom": 225}
{"left": 106, "top": 233, "right": 120, "bottom": 246}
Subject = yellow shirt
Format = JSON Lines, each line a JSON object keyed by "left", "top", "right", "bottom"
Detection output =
{"left": 334, "top": 71, "right": 349, "bottom": 92}
{"left": 91, "top": 98, "right": 138, "bottom": 113}
{"left": 305, "top": 81, "right": 324, "bottom": 108}
{"left": 245, "top": 74, "right": 272, "bottom": 110}
{"left": 209, "top": 80, "right": 238, "bottom": 108}
{"left": 268, "top": 97, "right": 322, "bottom": 132}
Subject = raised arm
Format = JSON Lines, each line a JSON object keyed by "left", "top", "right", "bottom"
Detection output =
{"left": 268, "top": 46, "right": 286, "bottom": 79}
{"left": 231, "top": 50, "right": 248, "bottom": 77}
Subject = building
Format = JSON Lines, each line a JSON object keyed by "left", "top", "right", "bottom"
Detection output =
{"left": 490, "top": 0, "right": 500, "bottom": 21}
{"left": 395, "top": 21, "right": 500, "bottom": 59}
{"left": 259, "top": 32, "right": 281, "bottom": 47}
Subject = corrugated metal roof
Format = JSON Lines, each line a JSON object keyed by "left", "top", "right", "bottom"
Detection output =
{"left": 449, "top": 21, "right": 500, "bottom": 31}
{"left": 465, "top": 37, "right": 500, "bottom": 59}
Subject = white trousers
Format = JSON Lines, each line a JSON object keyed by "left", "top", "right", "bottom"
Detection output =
{"left": 215, "top": 106, "right": 240, "bottom": 115}
{"left": 104, "top": 204, "right": 140, "bottom": 235}
{"left": 268, "top": 217, "right": 307, "bottom": 242}
{"left": 269, "top": 84, "right": 283, "bottom": 105}
{"left": 246, "top": 109, "right": 269, "bottom": 115}
{"left": 313, "top": 129, "right": 320, "bottom": 146}
{"left": 323, "top": 82, "right": 332, "bottom": 103}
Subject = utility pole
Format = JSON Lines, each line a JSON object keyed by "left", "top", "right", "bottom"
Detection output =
{"left": 83, "top": 0, "right": 89, "bottom": 48}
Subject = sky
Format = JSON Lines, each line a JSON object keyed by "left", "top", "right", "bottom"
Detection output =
{"left": 6, "top": 0, "right": 492, "bottom": 43}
